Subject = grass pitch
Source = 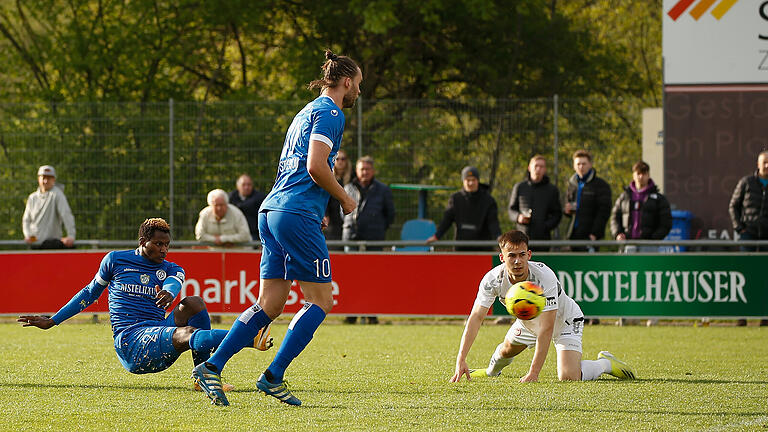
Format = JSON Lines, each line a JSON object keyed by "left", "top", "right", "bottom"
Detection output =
{"left": 1, "top": 319, "right": 767, "bottom": 431}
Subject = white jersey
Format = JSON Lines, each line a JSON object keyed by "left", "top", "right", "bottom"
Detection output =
{"left": 474, "top": 260, "right": 582, "bottom": 336}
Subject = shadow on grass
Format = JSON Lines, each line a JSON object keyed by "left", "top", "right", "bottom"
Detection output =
{"left": 639, "top": 378, "right": 768, "bottom": 385}
{"left": 0, "top": 381, "right": 266, "bottom": 394}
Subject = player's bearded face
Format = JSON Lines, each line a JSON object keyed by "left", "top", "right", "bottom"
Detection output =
{"left": 342, "top": 70, "right": 362, "bottom": 108}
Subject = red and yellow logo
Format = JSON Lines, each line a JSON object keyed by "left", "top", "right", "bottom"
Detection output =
{"left": 668, "top": 0, "right": 739, "bottom": 21}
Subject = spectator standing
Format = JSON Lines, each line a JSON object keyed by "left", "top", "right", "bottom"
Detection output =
{"left": 610, "top": 161, "right": 672, "bottom": 246}
{"left": 728, "top": 150, "right": 768, "bottom": 327}
{"left": 564, "top": 149, "right": 612, "bottom": 252}
{"left": 610, "top": 161, "right": 672, "bottom": 327}
{"left": 507, "top": 155, "right": 562, "bottom": 251}
{"left": 195, "top": 189, "right": 251, "bottom": 247}
{"left": 324, "top": 149, "right": 354, "bottom": 247}
{"left": 427, "top": 166, "right": 502, "bottom": 251}
{"left": 342, "top": 155, "right": 395, "bottom": 324}
{"left": 22, "top": 165, "right": 76, "bottom": 249}
{"left": 729, "top": 150, "right": 768, "bottom": 252}
{"left": 564, "top": 149, "right": 611, "bottom": 325}
{"left": 228, "top": 174, "right": 266, "bottom": 242}
{"left": 342, "top": 156, "right": 395, "bottom": 248}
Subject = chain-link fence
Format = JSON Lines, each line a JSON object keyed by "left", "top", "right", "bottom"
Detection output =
{"left": 0, "top": 97, "right": 642, "bottom": 241}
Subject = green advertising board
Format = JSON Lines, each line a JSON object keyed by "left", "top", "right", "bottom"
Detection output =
{"left": 491, "top": 254, "right": 768, "bottom": 318}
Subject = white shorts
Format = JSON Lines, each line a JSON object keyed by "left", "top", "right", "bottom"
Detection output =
{"left": 505, "top": 315, "right": 585, "bottom": 353}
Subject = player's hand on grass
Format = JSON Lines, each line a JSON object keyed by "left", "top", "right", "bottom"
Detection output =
{"left": 154, "top": 285, "right": 173, "bottom": 310}
{"left": 450, "top": 359, "right": 471, "bottom": 382}
{"left": 18, "top": 315, "right": 55, "bottom": 329}
{"left": 519, "top": 371, "right": 538, "bottom": 383}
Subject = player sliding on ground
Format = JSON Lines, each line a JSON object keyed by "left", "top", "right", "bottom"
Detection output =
{"left": 191, "top": 50, "right": 361, "bottom": 407}
{"left": 18, "top": 218, "right": 271, "bottom": 390}
{"left": 450, "top": 230, "right": 636, "bottom": 383}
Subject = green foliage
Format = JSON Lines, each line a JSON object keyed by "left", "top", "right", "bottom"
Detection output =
{"left": 0, "top": 1, "right": 657, "bottom": 240}
{"left": 1, "top": 321, "right": 767, "bottom": 430}
{"left": 0, "top": 1, "right": 661, "bottom": 102}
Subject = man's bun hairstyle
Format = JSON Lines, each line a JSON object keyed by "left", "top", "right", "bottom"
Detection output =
{"left": 308, "top": 49, "right": 360, "bottom": 91}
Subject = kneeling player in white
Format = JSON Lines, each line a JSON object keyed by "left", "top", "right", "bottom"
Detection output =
{"left": 450, "top": 230, "right": 635, "bottom": 383}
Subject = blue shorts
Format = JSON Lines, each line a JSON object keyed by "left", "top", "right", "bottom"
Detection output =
{"left": 113, "top": 312, "right": 181, "bottom": 374}
{"left": 259, "top": 210, "right": 331, "bottom": 283}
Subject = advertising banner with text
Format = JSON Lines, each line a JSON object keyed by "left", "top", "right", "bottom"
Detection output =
{"left": 4, "top": 251, "right": 766, "bottom": 318}
{"left": 491, "top": 254, "right": 768, "bottom": 318}
{"left": 2, "top": 251, "right": 489, "bottom": 316}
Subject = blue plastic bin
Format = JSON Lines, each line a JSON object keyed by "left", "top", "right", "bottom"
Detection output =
{"left": 663, "top": 210, "right": 693, "bottom": 252}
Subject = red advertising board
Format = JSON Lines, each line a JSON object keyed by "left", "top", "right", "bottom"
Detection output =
{"left": 2, "top": 251, "right": 492, "bottom": 316}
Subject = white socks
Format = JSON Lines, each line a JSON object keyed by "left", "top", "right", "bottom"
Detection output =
{"left": 581, "top": 358, "right": 611, "bottom": 381}
{"left": 486, "top": 343, "right": 514, "bottom": 376}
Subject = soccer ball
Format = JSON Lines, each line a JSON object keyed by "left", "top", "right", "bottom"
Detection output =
{"left": 505, "top": 281, "right": 546, "bottom": 320}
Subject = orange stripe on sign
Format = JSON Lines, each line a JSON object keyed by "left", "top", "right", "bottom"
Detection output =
{"left": 689, "top": 0, "right": 717, "bottom": 20}
{"left": 668, "top": 0, "right": 697, "bottom": 20}
{"left": 711, "top": 0, "right": 738, "bottom": 19}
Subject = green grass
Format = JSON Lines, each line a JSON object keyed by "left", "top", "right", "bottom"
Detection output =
{"left": 1, "top": 320, "right": 767, "bottom": 431}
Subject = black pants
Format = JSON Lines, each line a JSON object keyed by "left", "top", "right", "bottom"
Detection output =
{"left": 31, "top": 239, "right": 74, "bottom": 250}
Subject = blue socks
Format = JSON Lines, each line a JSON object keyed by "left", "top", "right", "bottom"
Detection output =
{"left": 206, "top": 304, "right": 272, "bottom": 373}
{"left": 187, "top": 308, "right": 212, "bottom": 330}
{"left": 186, "top": 308, "right": 215, "bottom": 365}
{"left": 189, "top": 329, "right": 229, "bottom": 365}
{"left": 266, "top": 302, "right": 326, "bottom": 383}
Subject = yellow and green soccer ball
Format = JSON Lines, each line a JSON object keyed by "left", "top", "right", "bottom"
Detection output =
{"left": 505, "top": 281, "right": 546, "bottom": 320}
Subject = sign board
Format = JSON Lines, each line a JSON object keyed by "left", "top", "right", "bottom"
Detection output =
{"left": 4, "top": 251, "right": 767, "bottom": 319}
{"left": 663, "top": 0, "right": 768, "bottom": 85}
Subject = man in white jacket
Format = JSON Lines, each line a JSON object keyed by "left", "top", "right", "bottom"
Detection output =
{"left": 195, "top": 189, "right": 251, "bottom": 247}
{"left": 23, "top": 165, "right": 76, "bottom": 249}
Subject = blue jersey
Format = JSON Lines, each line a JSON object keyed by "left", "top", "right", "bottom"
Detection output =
{"left": 260, "top": 95, "right": 346, "bottom": 223}
{"left": 51, "top": 249, "right": 185, "bottom": 336}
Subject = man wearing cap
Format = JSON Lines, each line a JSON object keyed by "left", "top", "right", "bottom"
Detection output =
{"left": 427, "top": 166, "right": 502, "bottom": 251}
{"left": 22, "top": 165, "right": 76, "bottom": 249}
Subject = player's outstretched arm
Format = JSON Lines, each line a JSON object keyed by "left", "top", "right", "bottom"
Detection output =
{"left": 450, "top": 304, "right": 488, "bottom": 383}
{"left": 17, "top": 315, "right": 55, "bottom": 329}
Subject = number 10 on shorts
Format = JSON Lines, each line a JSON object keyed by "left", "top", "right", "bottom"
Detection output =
{"left": 314, "top": 259, "right": 331, "bottom": 278}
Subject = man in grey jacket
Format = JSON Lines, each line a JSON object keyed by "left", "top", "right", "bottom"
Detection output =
{"left": 342, "top": 156, "right": 395, "bottom": 248}
{"left": 22, "top": 165, "right": 76, "bottom": 249}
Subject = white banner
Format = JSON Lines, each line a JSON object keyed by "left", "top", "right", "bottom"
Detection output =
{"left": 663, "top": 0, "right": 768, "bottom": 85}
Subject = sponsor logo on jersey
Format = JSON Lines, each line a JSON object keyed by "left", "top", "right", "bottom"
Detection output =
{"left": 140, "top": 274, "right": 150, "bottom": 284}
{"left": 331, "top": 109, "right": 338, "bottom": 116}
{"left": 122, "top": 268, "right": 140, "bottom": 272}
{"left": 156, "top": 270, "right": 167, "bottom": 280}
{"left": 546, "top": 296, "right": 556, "bottom": 307}
{"left": 175, "top": 271, "right": 185, "bottom": 281}
{"left": 116, "top": 283, "right": 156, "bottom": 296}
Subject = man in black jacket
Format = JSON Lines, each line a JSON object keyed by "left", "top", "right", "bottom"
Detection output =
{"left": 729, "top": 151, "right": 768, "bottom": 252}
{"left": 610, "top": 161, "right": 672, "bottom": 244}
{"left": 228, "top": 174, "right": 267, "bottom": 242}
{"left": 508, "top": 155, "right": 562, "bottom": 250}
{"left": 564, "top": 149, "right": 612, "bottom": 252}
{"left": 728, "top": 151, "right": 768, "bottom": 327}
{"left": 427, "top": 166, "right": 501, "bottom": 251}
{"left": 342, "top": 156, "right": 395, "bottom": 248}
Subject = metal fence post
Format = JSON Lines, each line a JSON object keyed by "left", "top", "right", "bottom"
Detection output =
{"left": 357, "top": 96, "right": 363, "bottom": 159}
{"left": 553, "top": 94, "right": 559, "bottom": 188}
{"left": 553, "top": 94, "right": 560, "bottom": 240}
{"left": 169, "top": 98, "right": 175, "bottom": 228}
